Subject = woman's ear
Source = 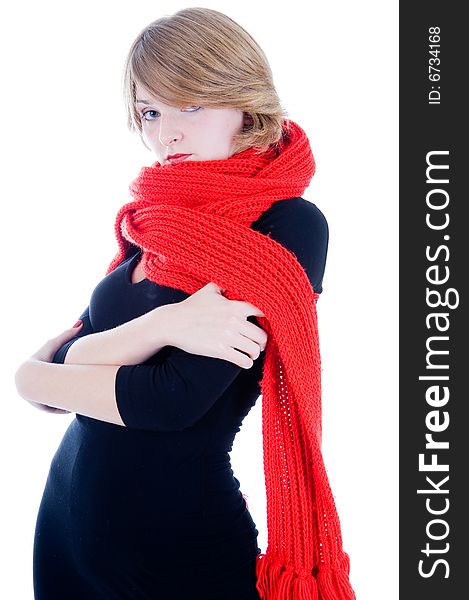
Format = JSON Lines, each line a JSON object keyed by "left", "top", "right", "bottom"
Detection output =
{"left": 243, "top": 112, "right": 254, "bottom": 128}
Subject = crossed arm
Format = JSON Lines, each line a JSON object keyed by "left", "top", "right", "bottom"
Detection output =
{"left": 15, "top": 199, "right": 328, "bottom": 427}
{"left": 14, "top": 305, "right": 171, "bottom": 426}
{"left": 15, "top": 361, "right": 125, "bottom": 425}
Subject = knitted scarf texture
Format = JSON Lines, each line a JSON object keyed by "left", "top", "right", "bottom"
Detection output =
{"left": 106, "top": 119, "right": 356, "bottom": 599}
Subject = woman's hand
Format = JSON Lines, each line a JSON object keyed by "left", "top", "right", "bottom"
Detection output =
{"left": 29, "top": 321, "right": 83, "bottom": 363}
{"left": 166, "top": 282, "right": 269, "bottom": 369}
{"left": 18, "top": 321, "right": 84, "bottom": 414}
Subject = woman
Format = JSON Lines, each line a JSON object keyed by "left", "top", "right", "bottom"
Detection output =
{"left": 15, "top": 7, "right": 355, "bottom": 599}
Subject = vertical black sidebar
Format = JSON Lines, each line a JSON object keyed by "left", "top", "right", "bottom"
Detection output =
{"left": 400, "top": 3, "right": 466, "bottom": 599}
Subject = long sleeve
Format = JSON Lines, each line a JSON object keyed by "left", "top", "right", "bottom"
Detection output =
{"left": 115, "top": 351, "right": 248, "bottom": 431}
{"left": 52, "top": 306, "right": 94, "bottom": 364}
{"left": 115, "top": 197, "right": 329, "bottom": 432}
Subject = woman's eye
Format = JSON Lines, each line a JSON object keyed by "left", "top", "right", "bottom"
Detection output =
{"left": 141, "top": 110, "right": 159, "bottom": 121}
{"left": 141, "top": 106, "right": 201, "bottom": 121}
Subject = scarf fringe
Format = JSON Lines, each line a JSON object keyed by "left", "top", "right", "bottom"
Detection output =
{"left": 255, "top": 553, "right": 356, "bottom": 600}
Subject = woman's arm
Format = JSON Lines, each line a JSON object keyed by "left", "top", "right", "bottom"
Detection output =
{"left": 15, "top": 286, "right": 265, "bottom": 426}
{"left": 18, "top": 199, "right": 327, "bottom": 429}
{"left": 15, "top": 359, "right": 125, "bottom": 426}
{"left": 63, "top": 305, "right": 171, "bottom": 366}
{"left": 14, "top": 305, "right": 173, "bottom": 424}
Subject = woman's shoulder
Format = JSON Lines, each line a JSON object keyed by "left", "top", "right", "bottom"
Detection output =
{"left": 251, "top": 197, "right": 328, "bottom": 240}
{"left": 250, "top": 197, "right": 329, "bottom": 293}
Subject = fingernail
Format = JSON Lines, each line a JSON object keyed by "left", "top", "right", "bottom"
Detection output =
{"left": 73, "top": 320, "right": 83, "bottom": 328}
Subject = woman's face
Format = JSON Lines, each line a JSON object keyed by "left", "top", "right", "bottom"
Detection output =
{"left": 135, "top": 82, "right": 246, "bottom": 165}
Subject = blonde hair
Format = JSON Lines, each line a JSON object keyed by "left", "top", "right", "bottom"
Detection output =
{"left": 122, "top": 7, "right": 290, "bottom": 155}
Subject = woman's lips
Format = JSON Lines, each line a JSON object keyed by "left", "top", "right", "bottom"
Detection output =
{"left": 167, "top": 154, "right": 192, "bottom": 165}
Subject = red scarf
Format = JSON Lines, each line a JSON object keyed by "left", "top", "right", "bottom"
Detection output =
{"left": 106, "top": 119, "right": 356, "bottom": 599}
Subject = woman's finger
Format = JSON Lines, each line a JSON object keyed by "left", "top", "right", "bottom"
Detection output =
{"left": 53, "top": 321, "right": 83, "bottom": 344}
{"left": 30, "top": 321, "right": 84, "bottom": 362}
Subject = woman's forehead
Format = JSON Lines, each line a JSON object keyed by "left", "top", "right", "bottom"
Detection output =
{"left": 134, "top": 83, "right": 160, "bottom": 104}
{"left": 134, "top": 83, "right": 185, "bottom": 110}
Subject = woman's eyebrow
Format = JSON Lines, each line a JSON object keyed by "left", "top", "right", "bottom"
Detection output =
{"left": 136, "top": 99, "right": 152, "bottom": 105}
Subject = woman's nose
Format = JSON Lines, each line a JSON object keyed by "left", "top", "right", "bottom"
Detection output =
{"left": 159, "top": 122, "right": 183, "bottom": 147}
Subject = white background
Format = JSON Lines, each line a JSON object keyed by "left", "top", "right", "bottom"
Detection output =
{"left": 0, "top": 1, "right": 398, "bottom": 598}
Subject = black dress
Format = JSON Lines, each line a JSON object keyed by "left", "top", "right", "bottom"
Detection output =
{"left": 33, "top": 197, "right": 328, "bottom": 599}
